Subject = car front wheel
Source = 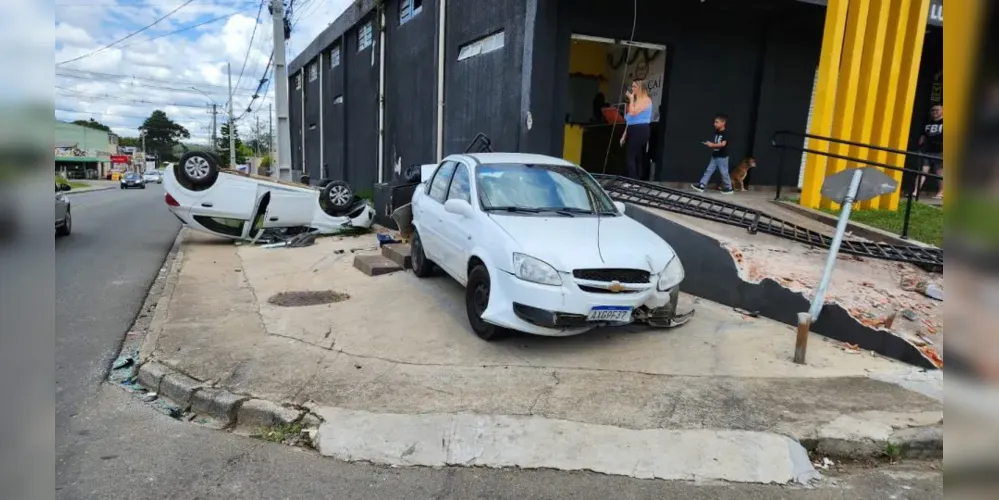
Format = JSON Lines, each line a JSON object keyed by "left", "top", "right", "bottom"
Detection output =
{"left": 175, "top": 151, "right": 220, "bottom": 191}
{"left": 319, "top": 180, "right": 355, "bottom": 217}
{"left": 466, "top": 264, "right": 507, "bottom": 341}
{"left": 56, "top": 210, "right": 71, "bottom": 237}
{"left": 410, "top": 230, "right": 435, "bottom": 278}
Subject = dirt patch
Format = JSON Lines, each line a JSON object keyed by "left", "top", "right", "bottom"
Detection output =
{"left": 268, "top": 290, "right": 350, "bottom": 307}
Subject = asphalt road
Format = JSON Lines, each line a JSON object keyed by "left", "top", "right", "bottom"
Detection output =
{"left": 54, "top": 184, "right": 943, "bottom": 499}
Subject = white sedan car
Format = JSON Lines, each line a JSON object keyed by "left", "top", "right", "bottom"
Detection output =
{"left": 409, "top": 152, "right": 692, "bottom": 340}
{"left": 164, "top": 151, "right": 374, "bottom": 241}
{"left": 143, "top": 170, "right": 163, "bottom": 183}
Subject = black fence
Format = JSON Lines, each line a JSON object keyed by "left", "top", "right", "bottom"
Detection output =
{"left": 771, "top": 130, "right": 942, "bottom": 241}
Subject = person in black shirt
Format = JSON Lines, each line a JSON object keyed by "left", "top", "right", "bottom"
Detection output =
{"left": 914, "top": 104, "right": 943, "bottom": 198}
{"left": 691, "top": 113, "right": 733, "bottom": 194}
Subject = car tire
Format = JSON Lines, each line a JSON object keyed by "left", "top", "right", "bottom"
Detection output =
{"left": 410, "top": 230, "right": 435, "bottom": 278}
{"left": 466, "top": 264, "right": 507, "bottom": 341}
{"left": 319, "top": 180, "right": 355, "bottom": 217}
{"left": 175, "top": 151, "right": 220, "bottom": 191}
{"left": 56, "top": 210, "right": 71, "bottom": 237}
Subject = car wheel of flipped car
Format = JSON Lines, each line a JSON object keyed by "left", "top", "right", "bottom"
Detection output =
{"left": 466, "top": 264, "right": 507, "bottom": 341}
{"left": 410, "top": 230, "right": 435, "bottom": 278}
{"left": 176, "top": 151, "right": 220, "bottom": 191}
{"left": 319, "top": 180, "right": 354, "bottom": 217}
{"left": 57, "top": 210, "right": 71, "bottom": 237}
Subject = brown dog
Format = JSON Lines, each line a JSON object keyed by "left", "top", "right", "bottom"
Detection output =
{"left": 730, "top": 157, "right": 756, "bottom": 192}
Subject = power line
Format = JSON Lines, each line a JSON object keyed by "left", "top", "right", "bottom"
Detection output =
{"left": 235, "top": 0, "right": 266, "bottom": 91}
{"left": 56, "top": 72, "right": 260, "bottom": 97}
{"left": 57, "top": 67, "right": 259, "bottom": 93}
{"left": 57, "top": 0, "right": 196, "bottom": 65}
{"left": 55, "top": 87, "right": 211, "bottom": 109}
{"left": 114, "top": 7, "right": 258, "bottom": 52}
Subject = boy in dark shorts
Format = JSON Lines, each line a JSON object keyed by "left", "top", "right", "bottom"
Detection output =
{"left": 691, "top": 113, "right": 733, "bottom": 195}
{"left": 913, "top": 104, "right": 943, "bottom": 198}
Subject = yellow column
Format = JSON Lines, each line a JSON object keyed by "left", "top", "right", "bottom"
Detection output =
{"left": 800, "top": 0, "right": 931, "bottom": 211}
{"left": 944, "top": 0, "right": 985, "bottom": 202}
{"left": 820, "top": 0, "right": 871, "bottom": 211}
{"left": 800, "top": 0, "right": 849, "bottom": 209}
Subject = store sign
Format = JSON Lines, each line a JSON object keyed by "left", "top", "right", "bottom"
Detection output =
{"left": 796, "top": 0, "right": 942, "bottom": 27}
{"left": 111, "top": 155, "right": 129, "bottom": 164}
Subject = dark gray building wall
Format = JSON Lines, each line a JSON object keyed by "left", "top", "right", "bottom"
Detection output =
{"left": 304, "top": 59, "right": 323, "bottom": 180}
{"left": 531, "top": 0, "right": 821, "bottom": 184}
{"left": 323, "top": 39, "right": 347, "bottom": 182}
{"left": 384, "top": 0, "right": 439, "bottom": 182}
{"left": 289, "top": 70, "right": 303, "bottom": 174}
{"left": 443, "top": 0, "right": 527, "bottom": 154}
{"left": 344, "top": 13, "right": 380, "bottom": 191}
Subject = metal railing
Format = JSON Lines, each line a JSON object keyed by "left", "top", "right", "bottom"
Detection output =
{"left": 771, "top": 130, "right": 942, "bottom": 240}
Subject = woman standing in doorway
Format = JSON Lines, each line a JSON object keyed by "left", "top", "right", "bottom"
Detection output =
{"left": 619, "top": 79, "right": 653, "bottom": 180}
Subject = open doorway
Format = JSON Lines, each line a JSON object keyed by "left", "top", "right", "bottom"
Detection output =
{"left": 562, "top": 34, "right": 668, "bottom": 179}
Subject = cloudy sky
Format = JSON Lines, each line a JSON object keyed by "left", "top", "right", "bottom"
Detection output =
{"left": 55, "top": 0, "right": 352, "bottom": 145}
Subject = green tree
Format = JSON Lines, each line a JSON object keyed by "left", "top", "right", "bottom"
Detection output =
{"left": 246, "top": 117, "right": 272, "bottom": 155}
{"left": 216, "top": 123, "right": 248, "bottom": 166}
{"left": 73, "top": 118, "right": 111, "bottom": 132}
{"left": 138, "top": 110, "right": 190, "bottom": 163}
{"left": 119, "top": 136, "right": 141, "bottom": 148}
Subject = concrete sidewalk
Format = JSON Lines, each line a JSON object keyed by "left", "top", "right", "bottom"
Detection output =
{"left": 137, "top": 230, "right": 942, "bottom": 484}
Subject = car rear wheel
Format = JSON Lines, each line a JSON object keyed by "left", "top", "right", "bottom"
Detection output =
{"left": 466, "top": 264, "right": 507, "bottom": 341}
{"left": 175, "top": 151, "right": 220, "bottom": 191}
{"left": 410, "top": 230, "right": 435, "bottom": 278}
{"left": 319, "top": 180, "right": 355, "bottom": 217}
{"left": 57, "top": 210, "right": 71, "bottom": 237}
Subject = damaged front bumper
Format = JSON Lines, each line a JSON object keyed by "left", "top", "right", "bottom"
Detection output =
{"left": 507, "top": 286, "right": 695, "bottom": 334}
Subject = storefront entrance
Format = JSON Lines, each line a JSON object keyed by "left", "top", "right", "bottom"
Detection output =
{"left": 561, "top": 34, "right": 667, "bottom": 179}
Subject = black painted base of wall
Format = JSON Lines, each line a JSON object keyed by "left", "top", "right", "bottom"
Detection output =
{"left": 626, "top": 205, "right": 937, "bottom": 370}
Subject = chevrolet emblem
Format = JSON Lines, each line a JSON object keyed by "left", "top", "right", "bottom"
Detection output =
{"left": 608, "top": 281, "right": 625, "bottom": 293}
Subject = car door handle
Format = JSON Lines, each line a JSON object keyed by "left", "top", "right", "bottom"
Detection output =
{"left": 269, "top": 217, "right": 278, "bottom": 221}
{"left": 201, "top": 202, "right": 213, "bottom": 207}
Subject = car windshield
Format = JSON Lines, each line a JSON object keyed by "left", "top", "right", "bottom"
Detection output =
{"left": 475, "top": 163, "right": 617, "bottom": 214}
{"left": 125, "top": 173, "right": 140, "bottom": 180}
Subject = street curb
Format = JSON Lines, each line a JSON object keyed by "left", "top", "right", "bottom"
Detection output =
{"left": 139, "top": 230, "right": 187, "bottom": 365}
{"left": 66, "top": 185, "right": 116, "bottom": 195}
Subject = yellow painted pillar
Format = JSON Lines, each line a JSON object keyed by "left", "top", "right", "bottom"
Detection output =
{"left": 800, "top": 0, "right": 849, "bottom": 209}
{"left": 800, "top": 0, "right": 931, "bottom": 211}
{"left": 944, "top": 0, "right": 985, "bottom": 203}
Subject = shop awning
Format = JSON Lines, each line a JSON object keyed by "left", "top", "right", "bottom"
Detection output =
{"left": 56, "top": 156, "right": 109, "bottom": 163}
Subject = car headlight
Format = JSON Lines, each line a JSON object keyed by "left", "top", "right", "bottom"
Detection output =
{"left": 657, "top": 255, "right": 684, "bottom": 291}
{"left": 512, "top": 253, "right": 562, "bottom": 286}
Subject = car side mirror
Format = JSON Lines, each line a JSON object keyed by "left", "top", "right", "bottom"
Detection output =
{"left": 444, "top": 199, "right": 473, "bottom": 218}
{"left": 59, "top": 183, "right": 72, "bottom": 192}
{"left": 613, "top": 201, "right": 626, "bottom": 213}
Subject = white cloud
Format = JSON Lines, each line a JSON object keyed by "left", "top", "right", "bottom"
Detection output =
{"left": 54, "top": 1, "right": 285, "bottom": 145}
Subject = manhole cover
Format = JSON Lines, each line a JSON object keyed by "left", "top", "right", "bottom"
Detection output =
{"left": 268, "top": 290, "right": 350, "bottom": 307}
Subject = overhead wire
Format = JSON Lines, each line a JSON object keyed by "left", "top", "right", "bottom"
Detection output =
{"left": 114, "top": 7, "right": 258, "bottom": 52}
{"left": 56, "top": 87, "right": 211, "bottom": 109}
{"left": 56, "top": 67, "right": 259, "bottom": 93}
{"left": 57, "top": 0, "right": 197, "bottom": 65}
{"left": 234, "top": 0, "right": 267, "bottom": 91}
{"left": 602, "top": 0, "right": 639, "bottom": 175}
{"left": 56, "top": 73, "right": 260, "bottom": 97}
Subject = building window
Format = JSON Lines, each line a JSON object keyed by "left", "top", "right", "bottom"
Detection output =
{"left": 457, "top": 31, "right": 505, "bottom": 62}
{"left": 308, "top": 62, "right": 318, "bottom": 82}
{"left": 329, "top": 45, "right": 341, "bottom": 68}
{"left": 295, "top": 72, "right": 302, "bottom": 90}
{"left": 358, "top": 21, "right": 373, "bottom": 52}
{"left": 400, "top": 0, "right": 423, "bottom": 25}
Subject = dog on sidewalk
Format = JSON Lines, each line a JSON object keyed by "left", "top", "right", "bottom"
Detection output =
{"left": 730, "top": 157, "right": 756, "bottom": 192}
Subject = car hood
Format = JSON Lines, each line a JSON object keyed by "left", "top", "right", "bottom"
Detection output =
{"left": 488, "top": 214, "right": 676, "bottom": 274}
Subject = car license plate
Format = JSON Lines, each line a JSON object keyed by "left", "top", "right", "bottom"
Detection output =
{"left": 587, "top": 306, "right": 633, "bottom": 322}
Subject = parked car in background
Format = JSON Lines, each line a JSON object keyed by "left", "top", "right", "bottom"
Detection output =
{"left": 120, "top": 172, "right": 146, "bottom": 189}
{"left": 56, "top": 181, "right": 72, "bottom": 236}
{"left": 163, "top": 151, "right": 375, "bottom": 241}
{"left": 407, "top": 152, "right": 693, "bottom": 340}
{"left": 143, "top": 170, "right": 163, "bottom": 184}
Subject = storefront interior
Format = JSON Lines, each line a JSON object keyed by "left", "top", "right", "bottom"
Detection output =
{"left": 562, "top": 34, "right": 667, "bottom": 178}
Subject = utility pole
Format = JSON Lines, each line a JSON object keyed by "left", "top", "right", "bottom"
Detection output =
{"left": 255, "top": 114, "right": 261, "bottom": 156}
{"left": 270, "top": 0, "right": 291, "bottom": 180}
{"left": 269, "top": 102, "right": 274, "bottom": 167}
{"left": 210, "top": 103, "right": 218, "bottom": 152}
{"left": 140, "top": 130, "right": 146, "bottom": 172}
{"left": 227, "top": 62, "right": 237, "bottom": 170}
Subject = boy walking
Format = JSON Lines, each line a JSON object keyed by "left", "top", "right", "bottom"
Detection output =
{"left": 691, "top": 113, "right": 733, "bottom": 195}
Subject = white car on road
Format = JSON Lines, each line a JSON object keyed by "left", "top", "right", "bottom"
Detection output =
{"left": 408, "top": 152, "right": 692, "bottom": 340}
{"left": 143, "top": 170, "right": 163, "bottom": 184}
{"left": 164, "top": 151, "right": 374, "bottom": 241}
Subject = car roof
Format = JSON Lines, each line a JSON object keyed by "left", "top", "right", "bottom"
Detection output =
{"left": 460, "top": 152, "right": 578, "bottom": 168}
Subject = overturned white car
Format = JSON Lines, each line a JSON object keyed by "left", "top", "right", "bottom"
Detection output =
{"left": 164, "top": 151, "right": 374, "bottom": 241}
{"left": 406, "top": 152, "right": 693, "bottom": 340}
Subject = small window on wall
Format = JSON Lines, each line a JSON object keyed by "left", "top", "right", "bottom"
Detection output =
{"left": 457, "top": 31, "right": 505, "bottom": 62}
{"left": 308, "top": 62, "right": 318, "bottom": 82}
{"left": 400, "top": 0, "right": 423, "bottom": 25}
{"left": 358, "top": 21, "right": 373, "bottom": 51}
{"left": 329, "top": 45, "right": 341, "bottom": 68}
{"left": 295, "top": 72, "right": 302, "bottom": 90}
